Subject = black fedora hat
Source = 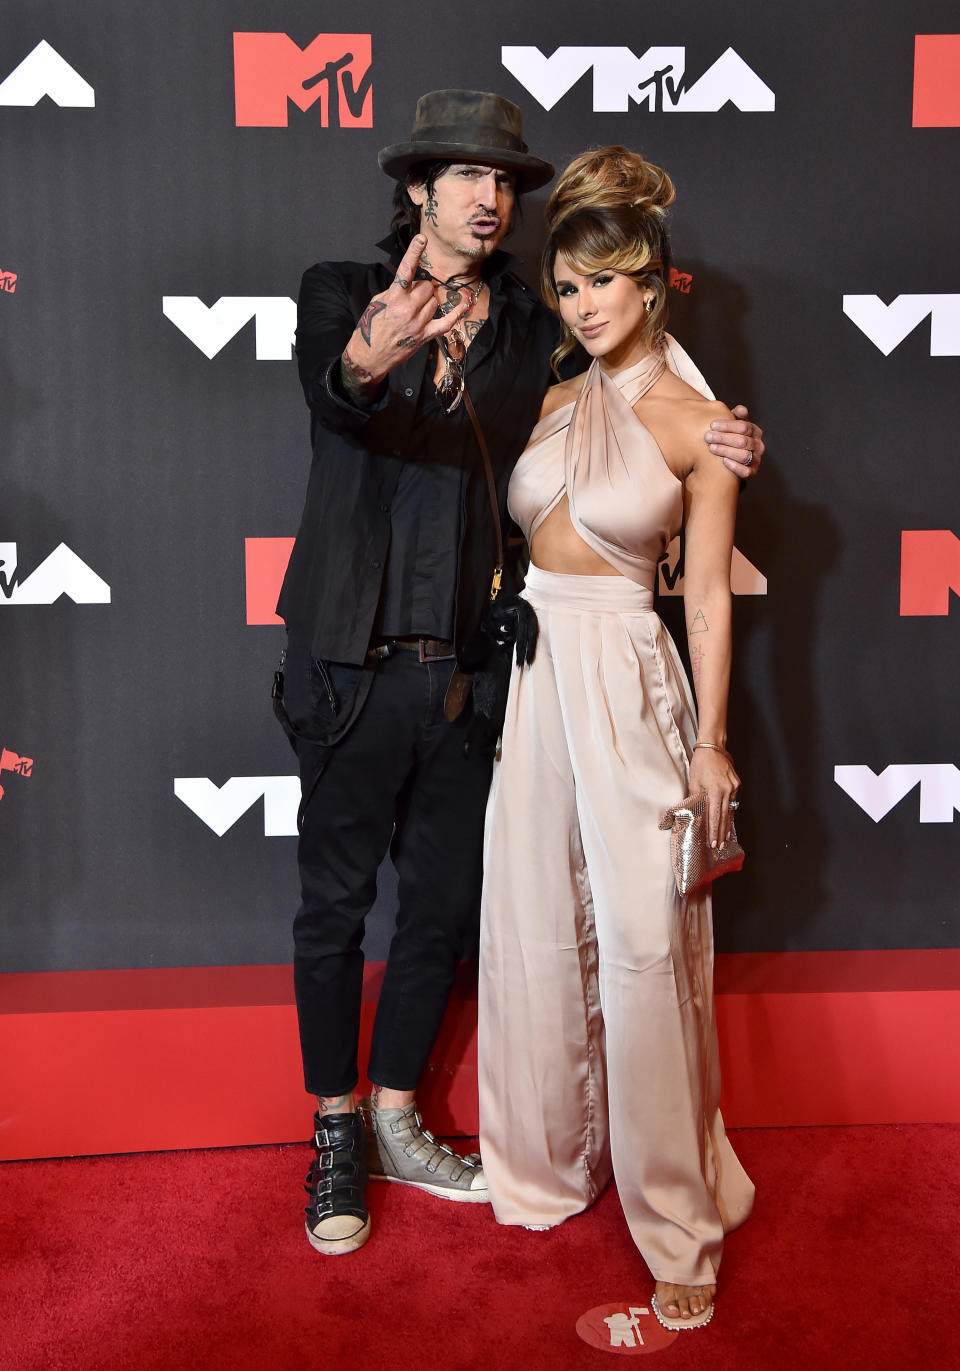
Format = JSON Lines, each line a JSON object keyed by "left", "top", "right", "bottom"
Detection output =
{"left": 378, "top": 89, "right": 554, "bottom": 194}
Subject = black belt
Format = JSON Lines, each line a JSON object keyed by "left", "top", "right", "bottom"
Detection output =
{"left": 366, "top": 637, "right": 456, "bottom": 664}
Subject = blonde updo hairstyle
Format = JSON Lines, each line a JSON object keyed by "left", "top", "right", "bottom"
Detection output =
{"left": 540, "top": 146, "right": 675, "bottom": 376}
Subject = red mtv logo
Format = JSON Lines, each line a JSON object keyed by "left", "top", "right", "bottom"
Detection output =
{"left": 0, "top": 746, "right": 33, "bottom": 804}
{"left": 900, "top": 530, "right": 960, "bottom": 614}
{"left": 245, "top": 537, "right": 294, "bottom": 625}
{"left": 913, "top": 35, "right": 960, "bottom": 127}
{"left": 234, "top": 33, "right": 372, "bottom": 128}
{"left": 0, "top": 269, "right": 17, "bottom": 293}
{"left": 669, "top": 267, "right": 693, "bottom": 294}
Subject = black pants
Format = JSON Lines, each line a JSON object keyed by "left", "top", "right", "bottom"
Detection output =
{"left": 280, "top": 634, "right": 493, "bottom": 1098}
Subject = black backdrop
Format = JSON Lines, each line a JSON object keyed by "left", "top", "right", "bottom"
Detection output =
{"left": 2, "top": 0, "right": 958, "bottom": 974}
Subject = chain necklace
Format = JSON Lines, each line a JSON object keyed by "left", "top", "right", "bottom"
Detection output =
{"left": 417, "top": 269, "right": 484, "bottom": 317}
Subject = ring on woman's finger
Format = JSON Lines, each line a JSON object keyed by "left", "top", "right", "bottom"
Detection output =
{"left": 742, "top": 450, "right": 754, "bottom": 466}
{"left": 729, "top": 799, "right": 739, "bottom": 810}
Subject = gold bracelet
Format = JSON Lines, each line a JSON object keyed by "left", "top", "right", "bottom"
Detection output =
{"left": 693, "top": 742, "right": 728, "bottom": 756}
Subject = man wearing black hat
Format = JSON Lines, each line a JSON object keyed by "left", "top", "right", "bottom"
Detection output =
{"left": 276, "top": 90, "right": 763, "bottom": 1256}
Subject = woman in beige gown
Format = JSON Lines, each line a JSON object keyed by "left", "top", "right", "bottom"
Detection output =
{"left": 478, "top": 146, "right": 755, "bottom": 1330}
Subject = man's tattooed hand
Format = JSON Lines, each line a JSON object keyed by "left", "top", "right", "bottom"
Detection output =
{"left": 358, "top": 299, "right": 387, "bottom": 345}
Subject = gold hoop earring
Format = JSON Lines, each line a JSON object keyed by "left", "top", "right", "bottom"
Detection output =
{"left": 644, "top": 297, "right": 655, "bottom": 315}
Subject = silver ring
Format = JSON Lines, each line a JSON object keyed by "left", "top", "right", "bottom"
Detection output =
{"left": 729, "top": 799, "right": 740, "bottom": 810}
{"left": 742, "top": 450, "right": 754, "bottom": 466}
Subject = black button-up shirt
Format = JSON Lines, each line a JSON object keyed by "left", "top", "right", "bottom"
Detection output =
{"left": 279, "top": 233, "right": 558, "bottom": 665}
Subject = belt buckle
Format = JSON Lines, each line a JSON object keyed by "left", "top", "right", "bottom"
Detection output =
{"left": 418, "top": 639, "right": 452, "bottom": 664}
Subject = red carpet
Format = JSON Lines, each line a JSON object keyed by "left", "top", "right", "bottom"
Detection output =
{"left": 3, "top": 1124, "right": 957, "bottom": 1370}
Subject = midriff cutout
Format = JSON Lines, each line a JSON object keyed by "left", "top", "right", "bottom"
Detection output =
{"left": 529, "top": 496, "right": 621, "bottom": 576}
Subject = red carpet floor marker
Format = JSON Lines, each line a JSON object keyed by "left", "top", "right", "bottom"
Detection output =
{"left": 576, "top": 1303, "right": 678, "bottom": 1355}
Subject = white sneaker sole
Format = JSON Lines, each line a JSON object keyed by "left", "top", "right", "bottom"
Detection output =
{"left": 370, "top": 1173, "right": 490, "bottom": 1203}
{"left": 305, "top": 1215, "right": 372, "bottom": 1255}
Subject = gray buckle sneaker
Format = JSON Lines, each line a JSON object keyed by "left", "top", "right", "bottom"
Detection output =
{"left": 362, "top": 1100, "right": 489, "bottom": 1203}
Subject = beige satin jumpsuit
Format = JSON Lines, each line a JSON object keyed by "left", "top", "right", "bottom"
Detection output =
{"left": 478, "top": 340, "right": 754, "bottom": 1286}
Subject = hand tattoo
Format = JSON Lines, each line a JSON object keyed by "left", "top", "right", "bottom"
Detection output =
{"left": 358, "top": 299, "right": 386, "bottom": 345}
{"left": 396, "top": 335, "right": 418, "bottom": 348}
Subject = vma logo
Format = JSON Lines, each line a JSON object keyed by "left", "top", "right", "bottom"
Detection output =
{"left": 502, "top": 45, "right": 774, "bottom": 113}
{"left": 163, "top": 297, "right": 296, "bottom": 360}
{"left": 835, "top": 765, "right": 960, "bottom": 823}
{"left": 843, "top": 295, "right": 960, "bottom": 355}
{"left": 175, "top": 777, "right": 299, "bottom": 836}
{"left": 234, "top": 33, "right": 372, "bottom": 128}
{"left": 0, "top": 543, "right": 110, "bottom": 605}
{"left": 0, "top": 40, "right": 94, "bottom": 107}
{"left": 0, "top": 747, "right": 33, "bottom": 805}
{"left": 901, "top": 531, "right": 960, "bottom": 615}
{"left": 913, "top": 35, "right": 960, "bottom": 127}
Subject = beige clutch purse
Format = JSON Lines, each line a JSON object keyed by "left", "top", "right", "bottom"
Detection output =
{"left": 658, "top": 792, "right": 745, "bottom": 897}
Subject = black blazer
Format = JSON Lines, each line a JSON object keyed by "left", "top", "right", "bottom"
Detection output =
{"left": 277, "top": 237, "right": 558, "bottom": 665}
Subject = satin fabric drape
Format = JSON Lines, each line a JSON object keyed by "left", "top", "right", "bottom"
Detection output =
{"left": 479, "top": 567, "right": 754, "bottom": 1284}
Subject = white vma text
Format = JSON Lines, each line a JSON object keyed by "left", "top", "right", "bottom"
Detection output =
{"left": 0, "top": 543, "right": 110, "bottom": 605}
{"left": 0, "top": 41, "right": 95, "bottom": 106}
{"left": 834, "top": 765, "right": 960, "bottom": 823}
{"left": 843, "top": 295, "right": 960, "bottom": 356}
{"left": 162, "top": 297, "right": 297, "bottom": 360}
{"left": 175, "top": 777, "right": 301, "bottom": 836}
{"left": 501, "top": 45, "right": 774, "bottom": 113}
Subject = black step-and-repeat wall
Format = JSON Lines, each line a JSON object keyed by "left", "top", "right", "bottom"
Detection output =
{"left": 2, "top": 1, "right": 958, "bottom": 974}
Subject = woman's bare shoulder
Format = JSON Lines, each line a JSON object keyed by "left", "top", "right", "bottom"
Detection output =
{"left": 538, "top": 372, "right": 586, "bottom": 420}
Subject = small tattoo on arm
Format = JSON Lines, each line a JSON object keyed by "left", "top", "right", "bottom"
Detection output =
{"left": 690, "top": 641, "right": 704, "bottom": 693}
{"left": 689, "top": 609, "right": 709, "bottom": 633}
{"left": 358, "top": 299, "right": 386, "bottom": 345}
{"left": 341, "top": 350, "right": 379, "bottom": 404}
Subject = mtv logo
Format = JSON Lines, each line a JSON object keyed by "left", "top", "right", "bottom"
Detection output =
{"left": 0, "top": 40, "right": 95, "bottom": 107}
{"left": 0, "top": 543, "right": 110, "bottom": 605}
{"left": 234, "top": 32, "right": 372, "bottom": 127}
{"left": 0, "top": 748, "right": 33, "bottom": 777}
{"left": 913, "top": 34, "right": 960, "bottom": 127}
{"left": 669, "top": 268, "right": 693, "bottom": 294}
{"left": 900, "top": 530, "right": 960, "bottom": 615}
{"left": 842, "top": 294, "right": 960, "bottom": 356}
{"left": 501, "top": 45, "right": 774, "bottom": 113}
{"left": 245, "top": 537, "right": 294, "bottom": 625}
{"left": 657, "top": 538, "right": 767, "bottom": 597}
{"left": 0, "top": 270, "right": 17, "bottom": 294}
{"left": 175, "top": 776, "right": 300, "bottom": 836}
{"left": 162, "top": 297, "right": 296, "bottom": 360}
{"left": 835, "top": 764, "right": 960, "bottom": 823}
